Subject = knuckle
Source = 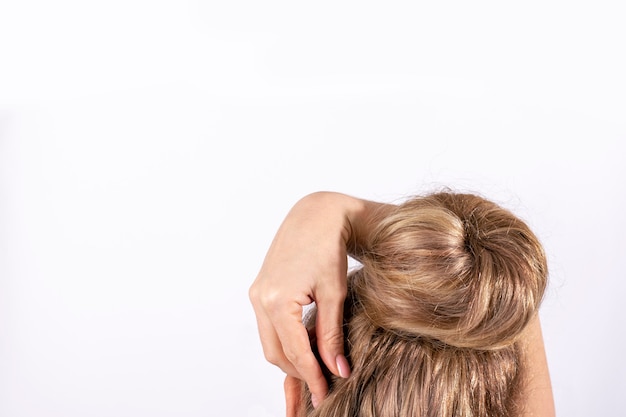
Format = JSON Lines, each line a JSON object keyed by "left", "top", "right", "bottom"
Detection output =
{"left": 249, "top": 280, "right": 284, "bottom": 311}
{"left": 248, "top": 282, "right": 260, "bottom": 303}
{"left": 263, "top": 350, "right": 282, "bottom": 366}
{"left": 319, "top": 326, "right": 344, "bottom": 347}
{"left": 284, "top": 351, "right": 305, "bottom": 371}
{"left": 263, "top": 289, "right": 288, "bottom": 314}
{"left": 285, "top": 348, "right": 316, "bottom": 372}
{"left": 282, "top": 347, "right": 298, "bottom": 364}
{"left": 320, "top": 281, "right": 347, "bottom": 303}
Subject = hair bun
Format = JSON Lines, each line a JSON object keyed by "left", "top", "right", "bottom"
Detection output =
{"left": 351, "top": 192, "right": 547, "bottom": 350}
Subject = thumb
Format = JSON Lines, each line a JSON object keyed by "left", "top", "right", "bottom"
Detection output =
{"left": 314, "top": 291, "right": 351, "bottom": 379}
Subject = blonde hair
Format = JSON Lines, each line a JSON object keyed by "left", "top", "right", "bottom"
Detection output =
{"left": 302, "top": 192, "right": 548, "bottom": 417}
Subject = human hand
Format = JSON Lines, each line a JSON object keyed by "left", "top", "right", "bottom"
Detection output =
{"left": 249, "top": 192, "right": 358, "bottom": 407}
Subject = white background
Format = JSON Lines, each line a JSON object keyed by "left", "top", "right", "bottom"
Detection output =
{"left": 1, "top": 1, "right": 624, "bottom": 416}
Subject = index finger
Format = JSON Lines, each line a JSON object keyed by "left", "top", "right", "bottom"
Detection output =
{"left": 273, "top": 302, "right": 329, "bottom": 407}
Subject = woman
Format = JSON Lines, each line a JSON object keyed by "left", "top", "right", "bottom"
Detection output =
{"left": 250, "top": 191, "right": 555, "bottom": 416}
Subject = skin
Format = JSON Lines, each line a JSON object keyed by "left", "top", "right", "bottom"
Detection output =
{"left": 517, "top": 315, "right": 556, "bottom": 416}
{"left": 250, "top": 192, "right": 369, "bottom": 406}
{"left": 249, "top": 191, "right": 555, "bottom": 416}
{"left": 284, "top": 375, "right": 303, "bottom": 417}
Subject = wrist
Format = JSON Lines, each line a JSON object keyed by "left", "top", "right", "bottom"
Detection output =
{"left": 301, "top": 192, "right": 387, "bottom": 258}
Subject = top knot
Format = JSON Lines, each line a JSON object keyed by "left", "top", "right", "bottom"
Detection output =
{"left": 351, "top": 192, "right": 547, "bottom": 350}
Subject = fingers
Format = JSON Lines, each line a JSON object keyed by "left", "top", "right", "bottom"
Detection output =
{"left": 315, "top": 284, "right": 351, "bottom": 378}
{"left": 273, "top": 302, "right": 329, "bottom": 406}
{"left": 253, "top": 308, "right": 301, "bottom": 377}
{"left": 250, "top": 283, "right": 329, "bottom": 406}
{"left": 284, "top": 375, "right": 302, "bottom": 417}
{"left": 250, "top": 285, "right": 304, "bottom": 378}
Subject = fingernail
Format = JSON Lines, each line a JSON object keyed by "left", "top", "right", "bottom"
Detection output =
{"left": 311, "top": 394, "right": 320, "bottom": 409}
{"left": 336, "top": 354, "right": 351, "bottom": 378}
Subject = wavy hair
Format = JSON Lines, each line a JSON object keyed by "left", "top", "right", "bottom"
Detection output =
{"left": 301, "top": 192, "right": 548, "bottom": 417}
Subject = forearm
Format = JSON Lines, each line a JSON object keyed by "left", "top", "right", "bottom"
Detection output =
{"left": 292, "top": 192, "right": 366, "bottom": 246}
{"left": 517, "top": 316, "right": 555, "bottom": 416}
{"left": 297, "top": 192, "right": 395, "bottom": 259}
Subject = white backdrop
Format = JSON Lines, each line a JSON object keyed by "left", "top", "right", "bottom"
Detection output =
{"left": 1, "top": 1, "right": 625, "bottom": 416}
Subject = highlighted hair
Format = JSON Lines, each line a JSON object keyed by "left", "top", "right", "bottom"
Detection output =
{"left": 302, "top": 192, "right": 548, "bottom": 417}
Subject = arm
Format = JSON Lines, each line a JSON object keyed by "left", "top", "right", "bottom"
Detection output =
{"left": 249, "top": 192, "right": 390, "bottom": 406}
{"left": 250, "top": 191, "right": 555, "bottom": 415}
{"left": 517, "top": 315, "right": 556, "bottom": 416}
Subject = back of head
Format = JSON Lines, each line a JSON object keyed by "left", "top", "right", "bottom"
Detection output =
{"left": 302, "top": 192, "right": 548, "bottom": 417}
